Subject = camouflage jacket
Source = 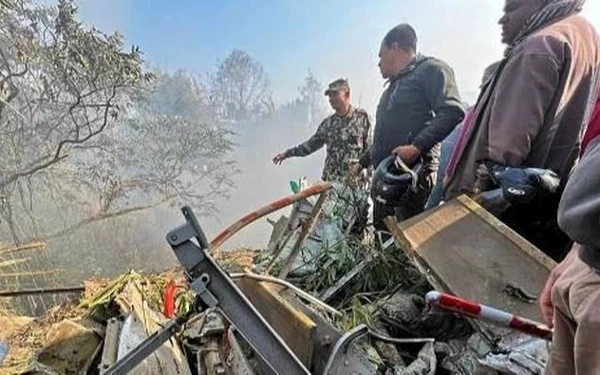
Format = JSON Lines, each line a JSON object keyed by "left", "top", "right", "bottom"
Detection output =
{"left": 285, "top": 107, "right": 372, "bottom": 182}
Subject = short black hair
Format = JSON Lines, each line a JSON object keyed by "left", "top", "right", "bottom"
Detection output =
{"left": 383, "top": 24, "right": 417, "bottom": 52}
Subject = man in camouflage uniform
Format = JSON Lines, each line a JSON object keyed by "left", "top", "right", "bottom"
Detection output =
{"left": 273, "top": 78, "right": 372, "bottom": 184}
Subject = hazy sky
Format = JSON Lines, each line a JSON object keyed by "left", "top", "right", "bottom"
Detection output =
{"left": 75, "top": 0, "right": 600, "bottom": 112}
{"left": 31, "top": 0, "right": 600, "bottom": 249}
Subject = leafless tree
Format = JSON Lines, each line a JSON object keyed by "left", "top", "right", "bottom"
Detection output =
{"left": 37, "top": 70, "right": 239, "bottom": 239}
{"left": 210, "top": 50, "right": 273, "bottom": 121}
{"left": 0, "top": 0, "right": 151, "bottom": 243}
{"left": 298, "top": 69, "right": 327, "bottom": 126}
{"left": 0, "top": 1, "right": 238, "bottom": 243}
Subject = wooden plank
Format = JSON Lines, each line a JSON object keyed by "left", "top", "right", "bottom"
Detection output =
{"left": 387, "top": 196, "right": 555, "bottom": 322}
{"left": 457, "top": 195, "right": 556, "bottom": 271}
{"left": 236, "top": 278, "right": 316, "bottom": 368}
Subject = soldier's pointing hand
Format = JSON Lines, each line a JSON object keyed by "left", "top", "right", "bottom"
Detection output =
{"left": 273, "top": 152, "right": 288, "bottom": 165}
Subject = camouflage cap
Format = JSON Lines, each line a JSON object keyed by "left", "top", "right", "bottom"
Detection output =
{"left": 324, "top": 78, "right": 350, "bottom": 95}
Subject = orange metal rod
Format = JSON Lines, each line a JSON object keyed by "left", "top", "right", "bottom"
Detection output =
{"left": 209, "top": 182, "right": 332, "bottom": 253}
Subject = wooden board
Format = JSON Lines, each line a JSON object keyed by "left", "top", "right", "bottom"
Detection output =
{"left": 386, "top": 195, "right": 556, "bottom": 322}
{"left": 236, "top": 278, "right": 316, "bottom": 368}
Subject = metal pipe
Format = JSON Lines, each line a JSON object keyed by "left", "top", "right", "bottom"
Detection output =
{"left": 368, "top": 330, "right": 434, "bottom": 344}
{"left": 209, "top": 182, "right": 332, "bottom": 253}
{"left": 0, "top": 285, "right": 84, "bottom": 297}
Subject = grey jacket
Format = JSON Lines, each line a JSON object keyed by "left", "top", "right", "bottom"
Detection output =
{"left": 559, "top": 136, "right": 600, "bottom": 270}
{"left": 360, "top": 54, "right": 465, "bottom": 173}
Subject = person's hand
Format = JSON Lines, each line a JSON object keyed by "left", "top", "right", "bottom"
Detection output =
{"left": 392, "top": 145, "right": 421, "bottom": 165}
{"left": 273, "top": 152, "right": 288, "bottom": 165}
{"left": 539, "top": 249, "right": 577, "bottom": 327}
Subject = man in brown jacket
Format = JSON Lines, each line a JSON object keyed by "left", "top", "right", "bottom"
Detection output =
{"left": 444, "top": 0, "right": 600, "bottom": 258}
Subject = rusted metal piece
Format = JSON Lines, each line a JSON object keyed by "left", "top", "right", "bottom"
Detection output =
{"left": 231, "top": 273, "right": 341, "bottom": 317}
{"left": 236, "top": 278, "right": 316, "bottom": 367}
{"left": 240, "top": 279, "right": 376, "bottom": 375}
{"left": 209, "top": 182, "right": 332, "bottom": 253}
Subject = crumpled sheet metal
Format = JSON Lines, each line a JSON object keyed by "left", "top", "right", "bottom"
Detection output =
{"left": 479, "top": 333, "right": 549, "bottom": 374}
{"left": 391, "top": 342, "right": 437, "bottom": 375}
{"left": 36, "top": 319, "right": 102, "bottom": 374}
{"left": 272, "top": 183, "right": 369, "bottom": 277}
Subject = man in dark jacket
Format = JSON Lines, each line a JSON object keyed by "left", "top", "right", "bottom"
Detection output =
{"left": 541, "top": 134, "right": 600, "bottom": 374}
{"left": 358, "top": 24, "right": 464, "bottom": 230}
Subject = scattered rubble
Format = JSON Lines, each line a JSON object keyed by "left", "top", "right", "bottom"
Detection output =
{"left": 0, "top": 183, "right": 554, "bottom": 374}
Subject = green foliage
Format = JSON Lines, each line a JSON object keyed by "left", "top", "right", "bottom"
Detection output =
{"left": 340, "top": 296, "right": 377, "bottom": 331}
{"left": 302, "top": 236, "right": 362, "bottom": 293}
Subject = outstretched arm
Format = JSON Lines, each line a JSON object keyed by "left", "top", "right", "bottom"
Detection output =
{"left": 273, "top": 120, "right": 327, "bottom": 164}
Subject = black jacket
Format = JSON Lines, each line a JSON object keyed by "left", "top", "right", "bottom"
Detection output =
{"left": 558, "top": 136, "right": 600, "bottom": 270}
{"left": 360, "top": 54, "right": 465, "bottom": 173}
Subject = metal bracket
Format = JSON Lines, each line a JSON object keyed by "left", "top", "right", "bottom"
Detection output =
{"left": 105, "top": 206, "right": 310, "bottom": 375}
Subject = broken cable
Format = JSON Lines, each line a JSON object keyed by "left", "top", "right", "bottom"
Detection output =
{"left": 229, "top": 272, "right": 342, "bottom": 317}
{"left": 368, "top": 330, "right": 434, "bottom": 344}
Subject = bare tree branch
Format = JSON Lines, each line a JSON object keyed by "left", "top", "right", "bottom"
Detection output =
{"left": 44, "top": 199, "right": 170, "bottom": 239}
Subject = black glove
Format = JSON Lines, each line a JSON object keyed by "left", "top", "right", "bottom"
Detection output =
{"left": 491, "top": 166, "right": 560, "bottom": 205}
{"left": 478, "top": 188, "right": 512, "bottom": 216}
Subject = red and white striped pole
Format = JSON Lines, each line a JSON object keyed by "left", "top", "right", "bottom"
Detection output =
{"left": 425, "top": 291, "right": 553, "bottom": 341}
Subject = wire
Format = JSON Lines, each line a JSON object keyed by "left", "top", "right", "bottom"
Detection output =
{"left": 229, "top": 272, "right": 342, "bottom": 317}
{"left": 368, "top": 330, "right": 434, "bottom": 344}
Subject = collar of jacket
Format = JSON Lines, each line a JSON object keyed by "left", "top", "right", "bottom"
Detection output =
{"left": 385, "top": 53, "right": 428, "bottom": 87}
{"left": 333, "top": 105, "right": 355, "bottom": 119}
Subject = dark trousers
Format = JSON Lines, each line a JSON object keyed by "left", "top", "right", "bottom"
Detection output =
{"left": 499, "top": 195, "right": 572, "bottom": 261}
{"left": 372, "top": 171, "right": 436, "bottom": 232}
